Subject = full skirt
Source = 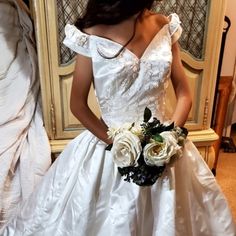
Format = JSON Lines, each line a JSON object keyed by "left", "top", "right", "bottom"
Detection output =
{"left": 2, "top": 131, "right": 236, "bottom": 236}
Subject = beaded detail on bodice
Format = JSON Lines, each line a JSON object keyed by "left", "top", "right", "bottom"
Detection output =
{"left": 63, "top": 13, "right": 182, "bottom": 126}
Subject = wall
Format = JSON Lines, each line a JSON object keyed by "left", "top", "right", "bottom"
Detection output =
{"left": 221, "top": 0, "right": 236, "bottom": 134}
{"left": 221, "top": 0, "right": 236, "bottom": 76}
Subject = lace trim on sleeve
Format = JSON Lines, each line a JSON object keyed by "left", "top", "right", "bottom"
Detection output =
{"left": 168, "top": 13, "right": 182, "bottom": 44}
{"left": 63, "top": 24, "right": 91, "bottom": 57}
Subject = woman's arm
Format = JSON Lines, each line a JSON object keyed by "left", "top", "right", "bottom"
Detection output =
{"left": 170, "top": 42, "right": 192, "bottom": 127}
{"left": 70, "top": 55, "right": 112, "bottom": 144}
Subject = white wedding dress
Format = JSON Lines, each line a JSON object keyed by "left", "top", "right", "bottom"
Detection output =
{"left": 2, "top": 14, "right": 235, "bottom": 236}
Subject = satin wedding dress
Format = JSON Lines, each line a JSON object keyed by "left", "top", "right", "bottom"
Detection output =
{"left": 2, "top": 13, "right": 235, "bottom": 236}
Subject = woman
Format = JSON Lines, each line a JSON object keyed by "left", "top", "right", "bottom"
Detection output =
{"left": 2, "top": 0, "right": 235, "bottom": 235}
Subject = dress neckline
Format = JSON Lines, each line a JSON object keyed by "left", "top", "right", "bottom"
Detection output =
{"left": 91, "top": 23, "right": 169, "bottom": 61}
{"left": 73, "top": 14, "right": 173, "bottom": 61}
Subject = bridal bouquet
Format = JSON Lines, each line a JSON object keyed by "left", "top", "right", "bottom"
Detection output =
{"left": 106, "top": 107, "right": 188, "bottom": 186}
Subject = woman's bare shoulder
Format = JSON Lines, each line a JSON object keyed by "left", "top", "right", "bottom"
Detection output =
{"left": 83, "top": 11, "right": 170, "bottom": 37}
{"left": 145, "top": 10, "right": 170, "bottom": 28}
{"left": 82, "top": 25, "right": 108, "bottom": 37}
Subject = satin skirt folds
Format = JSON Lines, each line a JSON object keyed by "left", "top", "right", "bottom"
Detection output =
{"left": 0, "top": 0, "right": 51, "bottom": 227}
{"left": 2, "top": 130, "right": 236, "bottom": 236}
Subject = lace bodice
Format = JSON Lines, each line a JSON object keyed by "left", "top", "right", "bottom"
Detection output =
{"left": 63, "top": 13, "right": 182, "bottom": 127}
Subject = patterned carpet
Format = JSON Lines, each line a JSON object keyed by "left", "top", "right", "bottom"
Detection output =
{"left": 216, "top": 127, "right": 236, "bottom": 222}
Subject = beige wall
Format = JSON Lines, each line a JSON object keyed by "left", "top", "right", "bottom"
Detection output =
{"left": 221, "top": 0, "right": 236, "bottom": 76}
{"left": 221, "top": 0, "right": 236, "bottom": 133}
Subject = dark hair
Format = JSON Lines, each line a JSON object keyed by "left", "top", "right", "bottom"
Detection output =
{"left": 75, "top": 0, "right": 155, "bottom": 29}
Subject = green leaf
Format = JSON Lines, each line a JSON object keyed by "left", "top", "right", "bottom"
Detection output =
{"left": 129, "top": 122, "right": 135, "bottom": 130}
{"left": 143, "top": 107, "right": 152, "bottom": 122}
{"left": 105, "top": 143, "right": 113, "bottom": 151}
{"left": 152, "top": 134, "right": 163, "bottom": 142}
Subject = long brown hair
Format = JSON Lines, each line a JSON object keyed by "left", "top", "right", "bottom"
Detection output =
{"left": 75, "top": 0, "right": 156, "bottom": 29}
{"left": 75, "top": 0, "right": 158, "bottom": 59}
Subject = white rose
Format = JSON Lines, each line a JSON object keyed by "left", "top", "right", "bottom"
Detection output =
{"left": 111, "top": 130, "right": 142, "bottom": 168}
{"left": 107, "top": 123, "right": 134, "bottom": 139}
{"left": 144, "top": 131, "right": 182, "bottom": 166}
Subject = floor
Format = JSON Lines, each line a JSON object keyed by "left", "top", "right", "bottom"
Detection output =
{"left": 216, "top": 125, "right": 236, "bottom": 222}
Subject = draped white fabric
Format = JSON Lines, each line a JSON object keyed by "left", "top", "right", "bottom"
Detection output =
{"left": 0, "top": 0, "right": 51, "bottom": 227}
{"left": 1, "top": 13, "right": 235, "bottom": 235}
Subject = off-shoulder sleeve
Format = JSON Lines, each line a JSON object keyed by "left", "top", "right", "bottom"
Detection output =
{"left": 63, "top": 24, "right": 91, "bottom": 57}
{"left": 168, "top": 13, "right": 182, "bottom": 44}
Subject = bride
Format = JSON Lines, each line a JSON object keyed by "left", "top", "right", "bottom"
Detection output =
{"left": 2, "top": 0, "right": 235, "bottom": 235}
